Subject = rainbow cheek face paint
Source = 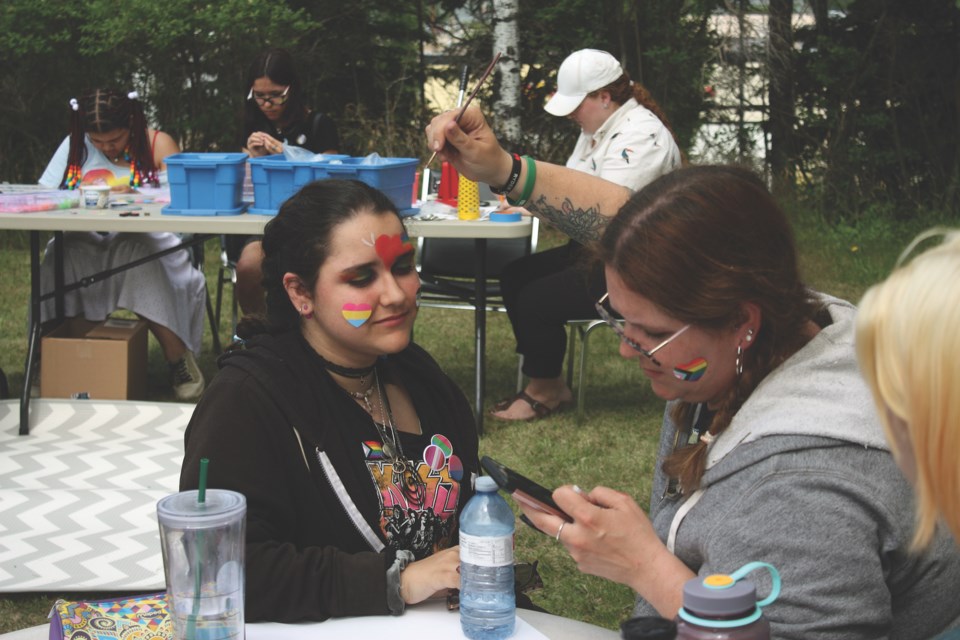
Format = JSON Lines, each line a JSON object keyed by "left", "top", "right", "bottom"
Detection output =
{"left": 673, "top": 357, "right": 708, "bottom": 381}
{"left": 342, "top": 303, "right": 372, "bottom": 327}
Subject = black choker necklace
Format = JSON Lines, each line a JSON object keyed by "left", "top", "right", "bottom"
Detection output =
{"left": 316, "top": 353, "right": 375, "bottom": 379}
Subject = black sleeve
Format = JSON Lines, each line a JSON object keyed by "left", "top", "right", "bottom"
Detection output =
{"left": 305, "top": 111, "right": 340, "bottom": 154}
{"left": 181, "top": 367, "right": 392, "bottom": 622}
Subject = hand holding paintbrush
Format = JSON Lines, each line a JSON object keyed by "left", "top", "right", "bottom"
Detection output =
{"left": 424, "top": 52, "right": 502, "bottom": 168}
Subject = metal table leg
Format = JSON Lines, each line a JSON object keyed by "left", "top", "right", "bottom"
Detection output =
{"left": 473, "top": 238, "right": 487, "bottom": 434}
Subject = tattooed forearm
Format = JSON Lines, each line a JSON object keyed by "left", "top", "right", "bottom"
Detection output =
{"left": 528, "top": 194, "right": 610, "bottom": 243}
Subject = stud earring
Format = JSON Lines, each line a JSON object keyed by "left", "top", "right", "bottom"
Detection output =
{"left": 745, "top": 328, "right": 754, "bottom": 342}
{"left": 301, "top": 303, "right": 313, "bottom": 320}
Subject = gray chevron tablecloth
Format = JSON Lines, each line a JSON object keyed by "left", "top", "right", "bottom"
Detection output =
{"left": 0, "top": 400, "right": 191, "bottom": 591}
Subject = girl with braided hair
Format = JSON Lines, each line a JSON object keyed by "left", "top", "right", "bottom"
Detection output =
{"left": 37, "top": 88, "right": 206, "bottom": 401}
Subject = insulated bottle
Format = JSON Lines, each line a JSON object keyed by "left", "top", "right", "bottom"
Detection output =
{"left": 674, "top": 562, "right": 780, "bottom": 640}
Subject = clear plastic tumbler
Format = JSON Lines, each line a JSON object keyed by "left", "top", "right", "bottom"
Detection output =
{"left": 157, "top": 489, "right": 246, "bottom": 640}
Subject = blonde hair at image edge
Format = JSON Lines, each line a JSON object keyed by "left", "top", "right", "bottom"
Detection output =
{"left": 856, "top": 228, "right": 960, "bottom": 549}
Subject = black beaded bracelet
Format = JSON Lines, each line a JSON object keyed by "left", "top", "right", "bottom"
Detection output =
{"left": 489, "top": 153, "right": 522, "bottom": 195}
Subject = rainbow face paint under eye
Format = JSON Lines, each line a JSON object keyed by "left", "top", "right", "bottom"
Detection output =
{"left": 373, "top": 233, "right": 414, "bottom": 270}
{"left": 340, "top": 265, "right": 374, "bottom": 286}
{"left": 342, "top": 303, "right": 372, "bottom": 327}
{"left": 673, "top": 357, "right": 707, "bottom": 381}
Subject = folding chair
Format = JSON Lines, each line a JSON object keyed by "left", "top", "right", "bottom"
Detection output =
{"left": 417, "top": 218, "right": 539, "bottom": 311}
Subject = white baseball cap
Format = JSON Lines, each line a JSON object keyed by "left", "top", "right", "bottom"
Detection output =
{"left": 544, "top": 49, "right": 624, "bottom": 117}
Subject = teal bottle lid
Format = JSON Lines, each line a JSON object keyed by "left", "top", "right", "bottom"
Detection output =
{"left": 677, "top": 562, "right": 780, "bottom": 629}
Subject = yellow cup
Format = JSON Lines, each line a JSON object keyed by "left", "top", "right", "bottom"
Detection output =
{"left": 457, "top": 175, "right": 480, "bottom": 220}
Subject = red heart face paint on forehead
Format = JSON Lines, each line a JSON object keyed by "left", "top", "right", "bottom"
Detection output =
{"left": 374, "top": 233, "right": 414, "bottom": 269}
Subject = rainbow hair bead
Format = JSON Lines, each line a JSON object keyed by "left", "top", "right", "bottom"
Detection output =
{"left": 65, "top": 164, "right": 82, "bottom": 190}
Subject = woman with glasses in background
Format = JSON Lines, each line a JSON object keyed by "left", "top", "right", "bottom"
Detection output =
{"left": 234, "top": 48, "right": 341, "bottom": 316}
{"left": 425, "top": 106, "right": 960, "bottom": 637}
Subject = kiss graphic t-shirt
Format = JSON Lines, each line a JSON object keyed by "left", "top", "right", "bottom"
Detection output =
{"left": 361, "top": 430, "right": 464, "bottom": 559}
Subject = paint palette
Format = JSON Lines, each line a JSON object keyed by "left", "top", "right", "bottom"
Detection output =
{"left": 0, "top": 191, "right": 80, "bottom": 213}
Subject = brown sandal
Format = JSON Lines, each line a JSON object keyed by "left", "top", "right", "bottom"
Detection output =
{"left": 490, "top": 391, "right": 562, "bottom": 422}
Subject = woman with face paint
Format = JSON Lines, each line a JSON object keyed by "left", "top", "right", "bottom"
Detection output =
{"left": 425, "top": 107, "right": 960, "bottom": 638}
{"left": 180, "top": 180, "right": 480, "bottom": 622}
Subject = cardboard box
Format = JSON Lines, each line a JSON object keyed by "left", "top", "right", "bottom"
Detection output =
{"left": 41, "top": 317, "right": 148, "bottom": 400}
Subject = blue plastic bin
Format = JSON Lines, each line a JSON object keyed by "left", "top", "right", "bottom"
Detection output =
{"left": 163, "top": 153, "right": 248, "bottom": 216}
{"left": 248, "top": 154, "right": 347, "bottom": 215}
{"left": 320, "top": 157, "right": 418, "bottom": 213}
{"left": 248, "top": 155, "right": 417, "bottom": 215}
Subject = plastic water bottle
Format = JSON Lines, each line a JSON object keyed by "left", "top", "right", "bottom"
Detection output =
{"left": 459, "top": 475, "right": 515, "bottom": 640}
{"left": 675, "top": 562, "right": 780, "bottom": 640}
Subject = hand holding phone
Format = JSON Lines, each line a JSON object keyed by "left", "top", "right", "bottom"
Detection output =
{"left": 480, "top": 456, "right": 572, "bottom": 522}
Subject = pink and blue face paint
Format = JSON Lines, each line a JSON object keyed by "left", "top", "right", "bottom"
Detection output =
{"left": 341, "top": 303, "right": 372, "bottom": 327}
{"left": 673, "top": 357, "right": 708, "bottom": 382}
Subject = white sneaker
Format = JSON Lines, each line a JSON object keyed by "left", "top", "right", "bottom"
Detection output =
{"left": 171, "top": 351, "right": 205, "bottom": 401}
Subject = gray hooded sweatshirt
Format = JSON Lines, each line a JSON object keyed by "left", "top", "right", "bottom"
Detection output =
{"left": 634, "top": 294, "right": 960, "bottom": 638}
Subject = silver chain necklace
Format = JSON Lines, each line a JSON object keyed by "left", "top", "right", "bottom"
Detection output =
{"left": 371, "top": 369, "right": 425, "bottom": 505}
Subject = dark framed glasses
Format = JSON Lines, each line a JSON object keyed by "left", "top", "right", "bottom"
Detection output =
{"left": 247, "top": 86, "right": 290, "bottom": 107}
{"left": 595, "top": 292, "right": 690, "bottom": 366}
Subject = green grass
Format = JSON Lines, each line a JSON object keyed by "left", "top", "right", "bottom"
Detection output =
{"left": 1, "top": 207, "right": 957, "bottom": 633}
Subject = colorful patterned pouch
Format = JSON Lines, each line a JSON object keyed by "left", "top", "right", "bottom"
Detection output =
{"left": 48, "top": 592, "right": 173, "bottom": 640}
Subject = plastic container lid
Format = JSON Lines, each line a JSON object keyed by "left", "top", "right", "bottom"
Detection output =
{"left": 156, "top": 489, "right": 246, "bottom": 528}
{"left": 682, "top": 574, "right": 757, "bottom": 617}
{"left": 476, "top": 476, "right": 498, "bottom": 492}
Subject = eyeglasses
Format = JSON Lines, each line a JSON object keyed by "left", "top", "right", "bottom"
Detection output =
{"left": 247, "top": 86, "right": 290, "bottom": 107}
{"left": 595, "top": 292, "right": 690, "bottom": 366}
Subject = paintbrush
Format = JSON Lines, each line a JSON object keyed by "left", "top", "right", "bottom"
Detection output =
{"left": 424, "top": 51, "right": 502, "bottom": 168}
{"left": 455, "top": 63, "right": 470, "bottom": 110}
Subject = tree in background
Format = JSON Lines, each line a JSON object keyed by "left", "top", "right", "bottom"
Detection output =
{"left": 2, "top": 0, "right": 954, "bottom": 222}
{"left": 492, "top": 0, "right": 521, "bottom": 147}
{"left": 794, "top": 0, "right": 960, "bottom": 219}
{"left": 0, "top": 0, "right": 427, "bottom": 182}
{"left": 433, "top": 0, "right": 718, "bottom": 164}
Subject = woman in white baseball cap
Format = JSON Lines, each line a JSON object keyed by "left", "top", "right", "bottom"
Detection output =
{"left": 492, "top": 48, "right": 683, "bottom": 421}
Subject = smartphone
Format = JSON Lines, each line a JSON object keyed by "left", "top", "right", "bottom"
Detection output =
{"left": 480, "top": 455, "right": 571, "bottom": 522}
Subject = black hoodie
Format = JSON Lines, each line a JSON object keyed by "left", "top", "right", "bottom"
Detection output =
{"left": 180, "top": 330, "right": 478, "bottom": 622}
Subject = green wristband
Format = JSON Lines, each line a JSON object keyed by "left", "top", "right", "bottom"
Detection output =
{"left": 507, "top": 156, "right": 536, "bottom": 207}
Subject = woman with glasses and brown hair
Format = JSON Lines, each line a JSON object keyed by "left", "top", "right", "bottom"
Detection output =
{"left": 234, "top": 48, "right": 341, "bottom": 315}
{"left": 425, "top": 106, "right": 960, "bottom": 637}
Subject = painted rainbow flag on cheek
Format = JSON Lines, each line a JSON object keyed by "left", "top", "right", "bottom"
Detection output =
{"left": 342, "top": 303, "right": 372, "bottom": 327}
{"left": 673, "top": 357, "right": 708, "bottom": 381}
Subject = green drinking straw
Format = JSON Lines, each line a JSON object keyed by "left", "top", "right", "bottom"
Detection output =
{"left": 188, "top": 457, "right": 209, "bottom": 639}
{"left": 197, "top": 458, "right": 209, "bottom": 503}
